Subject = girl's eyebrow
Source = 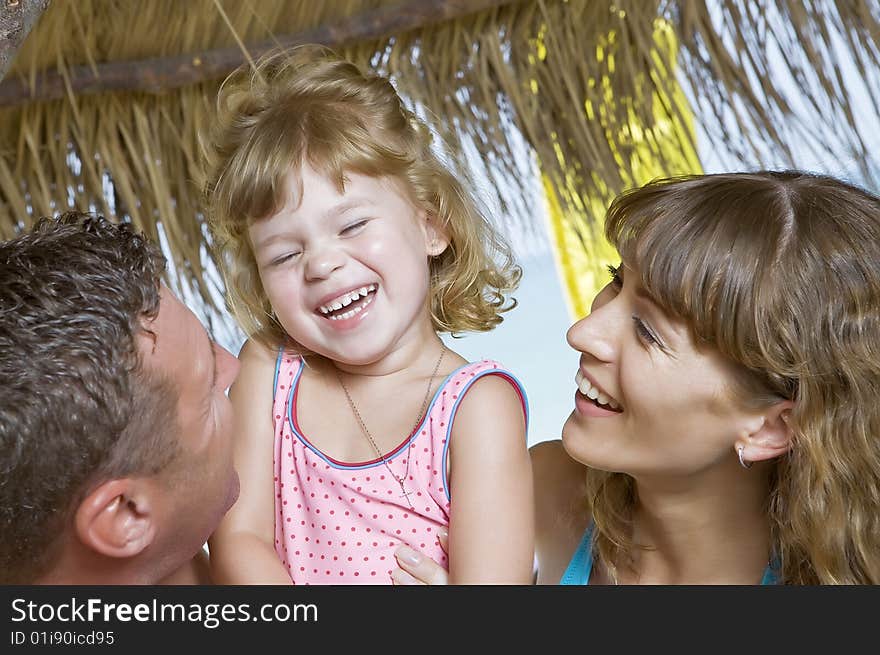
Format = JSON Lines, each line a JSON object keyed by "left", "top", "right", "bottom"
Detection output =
{"left": 323, "top": 197, "right": 375, "bottom": 219}
{"left": 252, "top": 229, "right": 294, "bottom": 251}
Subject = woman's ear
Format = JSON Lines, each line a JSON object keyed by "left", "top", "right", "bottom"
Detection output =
{"left": 735, "top": 400, "right": 794, "bottom": 466}
{"left": 74, "top": 478, "right": 158, "bottom": 559}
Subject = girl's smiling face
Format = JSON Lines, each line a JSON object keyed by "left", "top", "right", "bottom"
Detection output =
{"left": 562, "top": 263, "right": 760, "bottom": 479}
{"left": 249, "top": 162, "right": 447, "bottom": 365}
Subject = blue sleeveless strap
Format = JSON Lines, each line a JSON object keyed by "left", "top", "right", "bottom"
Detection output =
{"left": 760, "top": 554, "right": 781, "bottom": 585}
{"left": 272, "top": 345, "right": 285, "bottom": 401}
{"left": 559, "top": 522, "right": 594, "bottom": 585}
{"left": 559, "top": 521, "right": 779, "bottom": 585}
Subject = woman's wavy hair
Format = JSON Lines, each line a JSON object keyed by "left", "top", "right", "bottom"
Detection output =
{"left": 204, "top": 45, "right": 520, "bottom": 350}
{"left": 585, "top": 171, "right": 880, "bottom": 584}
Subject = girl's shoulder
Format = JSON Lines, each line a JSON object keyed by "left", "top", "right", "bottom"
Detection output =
{"left": 238, "top": 337, "right": 283, "bottom": 367}
{"left": 441, "top": 356, "right": 526, "bottom": 396}
{"left": 233, "top": 339, "right": 301, "bottom": 406}
{"left": 442, "top": 357, "right": 528, "bottom": 426}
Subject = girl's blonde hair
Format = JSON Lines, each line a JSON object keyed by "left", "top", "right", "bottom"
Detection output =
{"left": 587, "top": 171, "right": 880, "bottom": 584}
{"left": 204, "top": 45, "right": 520, "bottom": 350}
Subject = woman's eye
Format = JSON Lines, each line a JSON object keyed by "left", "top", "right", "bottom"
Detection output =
{"left": 631, "top": 315, "right": 659, "bottom": 346}
{"left": 341, "top": 220, "right": 369, "bottom": 236}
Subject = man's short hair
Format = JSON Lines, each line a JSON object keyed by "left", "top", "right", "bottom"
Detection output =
{"left": 0, "top": 212, "right": 179, "bottom": 583}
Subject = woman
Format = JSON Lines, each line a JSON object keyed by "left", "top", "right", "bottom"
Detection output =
{"left": 394, "top": 170, "right": 880, "bottom": 584}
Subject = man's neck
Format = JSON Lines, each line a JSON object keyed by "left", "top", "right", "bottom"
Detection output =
{"left": 36, "top": 549, "right": 156, "bottom": 585}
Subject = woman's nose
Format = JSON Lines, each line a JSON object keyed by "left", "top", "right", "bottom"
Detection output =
{"left": 566, "top": 292, "right": 623, "bottom": 363}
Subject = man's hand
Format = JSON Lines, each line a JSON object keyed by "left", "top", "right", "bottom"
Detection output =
{"left": 392, "top": 528, "right": 449, "bottom": 585}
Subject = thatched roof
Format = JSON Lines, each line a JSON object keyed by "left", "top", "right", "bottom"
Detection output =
{"left": 2, "top": 0, "right": 879, "bottom": 315}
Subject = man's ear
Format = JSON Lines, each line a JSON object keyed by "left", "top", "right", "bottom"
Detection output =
{"left": 422, "top": 212, "right": 449, "bottom": 257}
{"left": 735, "top": 400, "right": 794, "bottom": 465}
{"left": 74, "top": 479, "right": 158, "bottom": 559}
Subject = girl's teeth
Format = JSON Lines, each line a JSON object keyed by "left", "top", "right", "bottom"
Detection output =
{"left": 328, "top": 293, "right": 374, "bottom": 320}
{"left": 321, "top": 284, "right": 377, "bottom": 314}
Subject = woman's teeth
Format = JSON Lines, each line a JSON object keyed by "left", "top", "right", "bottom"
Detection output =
{"left": 575, "top": 369, "right": 620, "bottom": 410}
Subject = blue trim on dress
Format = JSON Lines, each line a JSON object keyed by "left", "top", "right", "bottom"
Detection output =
{"left": 272, "top": 346, "right": 284, "bottom": 402}
{"left": 440, "top": 366, "right": 530, "bottom": 503}
{"left": 285, "top": 360, "right": 475, "bottom": 470}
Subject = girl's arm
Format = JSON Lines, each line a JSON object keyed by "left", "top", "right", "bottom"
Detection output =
{"left": 208, "top": 339, "right": 292, "bottom": 584}
{"left": 447, "top": 375, "right": 534, "bottom": 584}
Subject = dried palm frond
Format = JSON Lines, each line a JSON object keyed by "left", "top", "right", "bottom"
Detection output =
{"left": 1, "top": 0, "right": 878, "bottom": 316}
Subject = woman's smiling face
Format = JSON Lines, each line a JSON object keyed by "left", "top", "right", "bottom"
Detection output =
{"left": 562, "top": 263, "right": 758, "bottom": 479}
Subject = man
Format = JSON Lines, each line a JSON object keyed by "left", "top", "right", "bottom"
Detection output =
{"left": 0, "top": 212, "right": 240, "bottom": 584}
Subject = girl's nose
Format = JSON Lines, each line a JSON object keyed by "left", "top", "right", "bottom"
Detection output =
{"left": 304, "top": 244, "right": 345, "bottom": 281}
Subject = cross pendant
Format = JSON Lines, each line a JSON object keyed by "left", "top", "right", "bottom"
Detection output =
{"left": 399, "top": 484, "right": 416, "bottom": 510}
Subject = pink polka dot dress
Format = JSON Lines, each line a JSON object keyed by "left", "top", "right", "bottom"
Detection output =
{"left": 271, "top": 352, "right": 528, "bottom": 584}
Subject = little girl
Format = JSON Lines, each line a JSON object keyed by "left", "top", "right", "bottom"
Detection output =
{"left": 204, "top": 46, "right": 534, "bottom": 584}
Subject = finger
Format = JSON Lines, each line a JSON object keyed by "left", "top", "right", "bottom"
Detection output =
{"left": 394, "top": 545, "right": 449, "bottom": 585}
{"left": 437, "top": 527, "right": 449, "bottom": 554}
{"left": 391, "top": 567, "right": 425, "bottom": 586}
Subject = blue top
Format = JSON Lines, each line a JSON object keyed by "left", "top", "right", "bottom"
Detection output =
{"left": 559, "top": 522, "right": 779, "bottom": 585}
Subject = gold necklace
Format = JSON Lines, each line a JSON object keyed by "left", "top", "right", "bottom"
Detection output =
{"left": 335, "top": 345, "right": 447, "bottom": 512}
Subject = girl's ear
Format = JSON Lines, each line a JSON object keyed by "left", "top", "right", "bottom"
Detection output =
{"left": 422, "top": 213, "right": 449, "bottom": 257}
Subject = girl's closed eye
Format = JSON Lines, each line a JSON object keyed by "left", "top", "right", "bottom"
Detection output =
{"left": 270, "top": 250, "right": 302, "bottom": 266}
{"left": 340, "top": 219, "right": 369, "bottom": 236}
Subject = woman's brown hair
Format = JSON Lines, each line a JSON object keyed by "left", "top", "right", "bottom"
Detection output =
{"left": 587, "top": 171, "right": 880, "bottom": 584}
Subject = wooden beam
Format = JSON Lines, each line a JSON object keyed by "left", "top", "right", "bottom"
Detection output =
{"left": 0, "top": 0, "right": 50, "bottom": 81}
{"left": 0, "top": 0, "right": 520, "bottom": 107}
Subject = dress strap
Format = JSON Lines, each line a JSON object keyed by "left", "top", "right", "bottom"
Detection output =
{"left": 272, "top": 345, "right": 284, "bottom": 400}
{"left": 559, "top": 522, "right": 595, "bottom": 585}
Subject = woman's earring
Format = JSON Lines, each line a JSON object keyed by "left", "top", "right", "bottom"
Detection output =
{"left": 737, "top": 445, "right": 753, "bottom": 469}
